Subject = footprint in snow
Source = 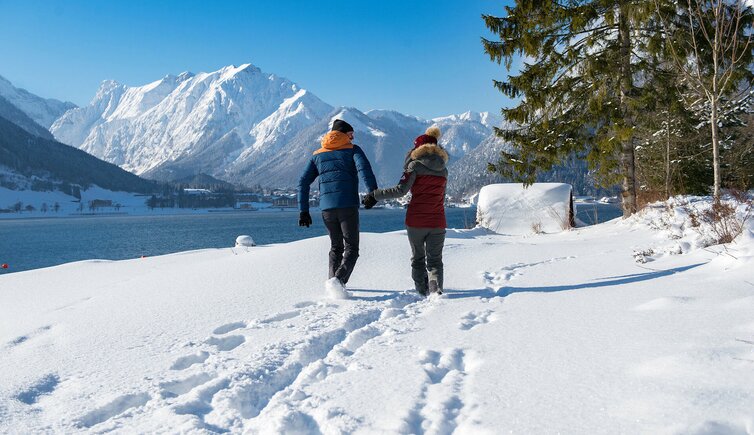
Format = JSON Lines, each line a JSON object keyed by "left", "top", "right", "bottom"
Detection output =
{"left": 159, "top": 372, "right": 216, "bottom": 398}
{"left": 171, "top": 351, "right": 210, "bottom": 370}
{"left": 212, "top": 321, "right": 246, "bottom": 335}
{"left": 260, "top": 310, "right": 301, "bottom": 324}
{"left": 75, "top": 392, "right": 151, "bottom": 428}
{"left": 6, "top": 325, "right": 52, "bottom": 348}
{"left": 206, "top": 335, "right": 245, "bottom": 351}
{"left": 459, "top": 309, "right": 495, "bottom": 330}
{"left": 15, "top": 373, "right": 60, "bottom": 405}
{"left": 420, "top": 348, "right": 466, "bottom": 384}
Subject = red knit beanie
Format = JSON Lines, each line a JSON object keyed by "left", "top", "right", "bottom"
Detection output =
{"left": 413, "top": 126, "right": 442, "bottom": 148}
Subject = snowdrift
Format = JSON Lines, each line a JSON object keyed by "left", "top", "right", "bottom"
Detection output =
{"left": 476, "top": 183, "right": 574, "bottom": 234}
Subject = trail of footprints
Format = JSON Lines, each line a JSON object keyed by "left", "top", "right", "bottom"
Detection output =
{"left": 7, "top": 260, "right": 559, "bottom": 431}
{"left": 10, "top": 257, "right": 754, "bottom": 432}
{"left": 482, "top": 255, "right": 577, "bottom": 294}
{"left": 10, "top": 261, "right": 541, "bottom": 431}
{"left": 404, "top": 348, "right": 469, "bottom": 435}
{"left": 10, "top": 282, "right": 493, "bottom": 431}
{"left": 56, "top": 293, "right": 434, "bottom": 431}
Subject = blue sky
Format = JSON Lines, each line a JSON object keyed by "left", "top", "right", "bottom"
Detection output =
{"left": 0, "top": 0, "right": 516, "bottom": 119}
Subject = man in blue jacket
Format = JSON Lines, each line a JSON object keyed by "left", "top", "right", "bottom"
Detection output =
{"left": 298, "top": 119, "right": 378, "bottom": 292}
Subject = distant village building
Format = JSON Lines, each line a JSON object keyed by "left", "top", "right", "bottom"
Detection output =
{"left": 235, "top": 193, "right": 261, "bottom": 203}
{"left": 89, "top": 199, "right": 113, "bottom": 208}
{"left": 272, "top": 195, "right": 297, "bottom": 208}
{"left": 182, "top": 188, "right": 213, "bottom": 196}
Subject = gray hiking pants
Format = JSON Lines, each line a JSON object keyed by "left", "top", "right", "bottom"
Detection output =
{"left": 322, "top": 207, "right": 359, "bottom": 284}
{"left": 407, "top": 227, "right": 446, "bottom": 293}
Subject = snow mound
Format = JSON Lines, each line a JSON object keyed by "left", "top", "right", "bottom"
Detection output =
{"left": 476, "top": 183, "right": 573, "bottom": 235}
{"left": 235, "top": 235, "right": 256, "bottom": 247}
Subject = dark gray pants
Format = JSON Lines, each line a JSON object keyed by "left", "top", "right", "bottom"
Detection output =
{"left": 322, "top": 207, "right": 360, "bottom": 284}
{"left": 407, "top": 227, "right": 445, "bottom": 293}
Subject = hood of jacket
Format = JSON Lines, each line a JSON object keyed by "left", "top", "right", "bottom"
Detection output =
{"left": 406, "top": 143, "right": 449, "bottom": 172}
{"left": 314, "top": 131, "right": 354, "bottom": 155}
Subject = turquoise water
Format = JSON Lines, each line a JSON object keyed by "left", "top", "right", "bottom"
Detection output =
{"left": 0, "top": 205, "right": 620, "bottom": 274}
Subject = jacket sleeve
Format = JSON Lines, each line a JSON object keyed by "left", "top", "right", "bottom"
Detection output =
{"left": 372, "top": 170, "right": 416, "bottom": 201}
{"left": 353, "top": 146, "right": 378, "bottom": 192}
{"left": 297, "top": 158, "right": 318, "bottom": 212}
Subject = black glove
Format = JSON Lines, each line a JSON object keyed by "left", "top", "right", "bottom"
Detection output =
{"left": 299, "top": 211, "right": 312, "bottom": 227}
{"left": 362, "top": 193, "right": 378, "bottom": 210}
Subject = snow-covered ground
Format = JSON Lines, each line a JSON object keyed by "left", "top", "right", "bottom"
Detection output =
{"left": 1, "top": 198, "right": 753, "bottom": 434}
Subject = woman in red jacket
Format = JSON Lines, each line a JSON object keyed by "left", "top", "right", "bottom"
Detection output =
{"left": 364, "top": 126, "right": 448, "bottom": 296}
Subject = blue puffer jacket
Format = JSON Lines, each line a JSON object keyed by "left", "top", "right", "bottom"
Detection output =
{"left": 298, "top": 132, "right": 378, "bottom": 212}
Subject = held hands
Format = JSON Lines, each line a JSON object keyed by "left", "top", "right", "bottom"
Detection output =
{"left": 299, "top": 211, "right": 312, "bottom": 227}
{"left": 362, "top": 192, "right": 378, "bottom": 210}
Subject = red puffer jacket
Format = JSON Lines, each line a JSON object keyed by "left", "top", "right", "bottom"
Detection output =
{"left": 372, "top": 143, "right": 448, "bottom": 228}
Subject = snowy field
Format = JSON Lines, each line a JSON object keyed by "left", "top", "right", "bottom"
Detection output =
{"left": 1, "top": 197, "right": 753, "bottom": 434}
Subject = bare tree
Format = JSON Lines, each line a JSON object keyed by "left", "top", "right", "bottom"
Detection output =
{"left": 656, "top": 0, "right": 754, "bottom": 198}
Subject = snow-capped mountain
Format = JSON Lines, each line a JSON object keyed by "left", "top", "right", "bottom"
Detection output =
{"left": 50, "top": 63, "right": 503, "bottom": 188}
{"left": 0, "top": 95, "right": 54, "bottom": 140}
{"left": 446, "top": 134, "right": 510, "bottom": 197}
{"left": 0, "top": 74, "right": 76, "bottom": 129}
{"left": 52, "top": 64, "right": 335, "bottom": 182}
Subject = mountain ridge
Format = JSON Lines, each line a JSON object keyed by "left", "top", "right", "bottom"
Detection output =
{"left": 0, "top": 74, "right": 76, "bottom": 128}
{"left": 50, "top": 63, "right": 504, "bottom": 190}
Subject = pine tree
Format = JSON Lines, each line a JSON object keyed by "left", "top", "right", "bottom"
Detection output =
{"left": 482, "top": 1, "right": 661, "bottom": 216}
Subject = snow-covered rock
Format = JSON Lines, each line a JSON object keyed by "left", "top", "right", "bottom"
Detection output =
{"left": 476, "top": 183, "right": 574, "bottom": 235}
{"left": 235, "top": 235, "right": 256, "bottom": 247}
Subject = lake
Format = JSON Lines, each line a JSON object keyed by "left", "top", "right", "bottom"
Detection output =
{"left": 0, "top": 204, "right": 621, "bottom": 274}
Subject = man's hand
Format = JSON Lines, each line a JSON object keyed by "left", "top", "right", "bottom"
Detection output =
{"left": 362, "top": 193, "right": 378, "bottom": 210}
{"left": 299, "top": 211, "right": 312, "bottom": 227}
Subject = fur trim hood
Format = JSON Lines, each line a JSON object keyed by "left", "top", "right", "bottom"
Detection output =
{"left": 406, "top": 143, "right": 449, "bottom": 173}
{"left": 410, "top": 143, "right": 449, "bottom": 162}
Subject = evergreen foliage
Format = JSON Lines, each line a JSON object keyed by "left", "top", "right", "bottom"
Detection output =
{"left": 483, "top": 0, "right": 754, "bottom": 210}
{"left": 483, "top": 1, "right": 660, "bottom": 216}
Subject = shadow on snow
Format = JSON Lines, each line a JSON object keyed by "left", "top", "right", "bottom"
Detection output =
{"left": 446, "top": 263, "right": 705, "bottom": 299}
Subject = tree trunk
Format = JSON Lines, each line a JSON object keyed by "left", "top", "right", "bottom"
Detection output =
{"left": 710, "top": 2, "right": 722, "bottom": 199}
{"left": 665, "top": 123, "right": 671, "bottom": 199}
{"left": 619, "top": 5, "right": 637, "bottom": 217}
{"left": 711, "top": 96, "right": 721, "bottom": 198}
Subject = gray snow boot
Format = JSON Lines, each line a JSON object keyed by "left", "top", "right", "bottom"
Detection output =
{"left": 429, "top": 280, "right": 442, "bottom": 295}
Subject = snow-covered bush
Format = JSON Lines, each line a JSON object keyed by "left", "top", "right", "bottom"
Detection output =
{"left": 626, "top": 193, "right": 753, "bottom": 262}
{"left": 689, "top": 198, "right": 752, "bottom": 245}
{"left": 476, "top": 183, "right": 573, "bottom": 235}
